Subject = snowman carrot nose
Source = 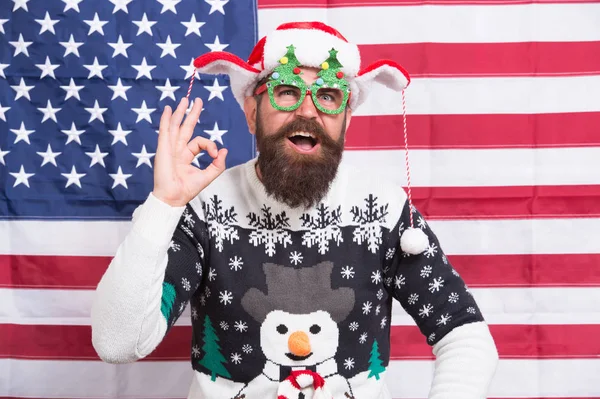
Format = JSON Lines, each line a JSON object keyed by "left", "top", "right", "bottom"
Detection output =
{"left": 288, "top": 331, "right": 311, "bottom": 357}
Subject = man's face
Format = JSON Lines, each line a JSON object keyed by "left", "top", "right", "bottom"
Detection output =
{"left": 244, "top": 67, "right": 352, "bottom": 209}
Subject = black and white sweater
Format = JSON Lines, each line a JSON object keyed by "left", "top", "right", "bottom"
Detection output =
{"left": 91, "top": 157, "right": 498, "bottom": 399}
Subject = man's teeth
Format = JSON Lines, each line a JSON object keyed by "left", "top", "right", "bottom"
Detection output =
{"left": 290, "top": 132, "right": 315, "bottom": 139}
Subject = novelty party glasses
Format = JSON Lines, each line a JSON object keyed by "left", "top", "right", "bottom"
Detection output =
{"left": 255, "top": 77, "right": 350, "bottom": 115}
{"left": 254, "top": 46, "right": 352, "bottom": 115}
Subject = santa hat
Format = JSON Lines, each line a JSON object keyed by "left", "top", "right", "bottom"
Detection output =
{"left": 187, "top": 21, "right": 428, "bottom": 255}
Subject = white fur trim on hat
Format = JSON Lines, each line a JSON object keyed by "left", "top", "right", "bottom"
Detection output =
{"left": 262, "top": 28, "right": 361, "bottom": 77}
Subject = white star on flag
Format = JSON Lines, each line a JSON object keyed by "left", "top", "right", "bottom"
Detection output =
{"left": 62, "top": 0, "right": 83, "bottom": 12}
{"left": 157, "top": 35, "right": 181, "bottom": 58}
{"left": 0, "top": 63, "right": 8, "bottom": 78}
{"left": 10, "top": 122, "right": 35, "bottom": 144}
{"left": 84, "top": 13, "right": 108, "bottom": 36}
{"left": 0, "top": 146, "right": 10, "bottom": 165}
{"left": 132, "top": 145, "right": 156, "bottom": 168}
{"left": 133, "top": 13, "right": 156, "bottom": 36}
{"left": 83, "top": 57, "right": 108, "bottom": 79}
{"left": 35, "top": 56, "right": 60, "bottom": 79}
{"left": 181, "top": 15, "right": 205, "bottom": 36}
{"left": 109, "top": 166, "right": 132, "bottom": 189}
{"left": 10, "top": 165, "right": 35, "bottom": 188}
{"left": 37, "top": 144, "right": 61, "bottom": 166}
{"left": 61, "top": 78, "right": 84, "bottom": 100}
{"left": 205, "top": 36, "right": 229, "bottom": 52}
{"left": 35, "top": 12, "right": 59, "bottom": 35}
{"left": 205, "top": 0, "right": 229, "bottom": 15}
{"left": 38, "top": 100, "right": 61, "bottom": 123}
{"left": 9, "top": 33, "right": 33, "bottom": 57}
{"left": 204, "top": 122, "right": 227, "bottom": 145}
{"left": 108, "top": 35, "right": 132, "bottom": 58}
{"left": 109, "top": 122, "right": 132, "bottom": 146}
{"left": 60, "top": 34, "right": 84, "bottom": 57}
{"left": 157, "top": 0, "right": 181, "bottom": 14}
{"left": 0, "top": 102, "right": 10, "bottom": 121}
{"left": 192, "top": 152, "right": 205, "bottom": 167}
{"left": 132, "top": 57, "right": 156, "bottom": 79}
{"left": 13, "top": 0, "right": 30, "bottom": 12}
{"left": 85, "top": 145, "right": 108, "bottom": 168}
{"left": 11, "top": 78, "right": 34, "bottom": 101}
{"left": 181, "top": 58, "right": 201, "bottom": 79}
{"left": 204, "top": 78, "right": 228, "bottom": 101}
{"left": 132, "top": 100, "right": 156, "bottom": 123}
{"left": 109, "top": 0, "right": 133, "bottom": 14}
{"left": 108, "top": 78, "right": 132, "bottom": 100}
{"left": 61, "top": 166, "right": 86, "bottom": 188}
{"left": 156, "top": 78, "right": 178, "bottom": 101}
{"left": 61, "top": 122, "right": 85, "bottom": 145}
{"left": 85, "top": 100, "right": 108, "bottom": 123}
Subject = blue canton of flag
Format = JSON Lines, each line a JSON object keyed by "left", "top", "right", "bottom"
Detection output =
{"left": 0, "top": 0, "right": 258, "bottom": 220}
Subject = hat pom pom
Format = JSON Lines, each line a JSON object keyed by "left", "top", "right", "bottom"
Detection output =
{"left": 400, "top": 227, "right": 429, "bottom": 255}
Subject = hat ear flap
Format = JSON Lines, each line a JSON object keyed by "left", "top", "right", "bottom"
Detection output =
{"left": 192, "top": 51, "right": 261, "bottom": 107}
{"left": 349, "top": 59, "right": 410, "bottom": 110}
{"left": 355, "top": 59, "right": 410, "bottom": 90}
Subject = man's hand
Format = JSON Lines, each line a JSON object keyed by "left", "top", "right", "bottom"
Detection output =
{"left": 152, "top": 97, "right": 228, "bottom": 207}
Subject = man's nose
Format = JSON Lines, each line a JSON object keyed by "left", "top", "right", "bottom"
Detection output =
{"left": 295, "top": 91, "right": 318, "bottom": 118}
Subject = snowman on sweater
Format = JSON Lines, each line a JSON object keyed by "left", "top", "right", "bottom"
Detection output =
{"left": 234, "top": 261, "right": 356, "bottom": 399}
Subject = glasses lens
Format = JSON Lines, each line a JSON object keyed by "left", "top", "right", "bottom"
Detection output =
{"left": 314, "top": 87, "right": 346, "bottom": 112}
{"left": 272, "top": 84, "right": 303, "bottom": 109}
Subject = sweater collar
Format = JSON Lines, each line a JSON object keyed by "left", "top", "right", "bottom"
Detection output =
{"left": 262, "top": 357, "right": 339, "bottom": 382}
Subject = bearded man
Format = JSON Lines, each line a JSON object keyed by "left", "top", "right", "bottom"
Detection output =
{"left": 91, "top": 21, "right": 499, "bottom": 399}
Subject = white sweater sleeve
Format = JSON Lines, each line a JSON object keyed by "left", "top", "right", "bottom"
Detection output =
{"left": 91, "top": 192, "right": 187, "bottom": 364}
{"left": 428, "top": 321, "right": 499, "bottom": 399}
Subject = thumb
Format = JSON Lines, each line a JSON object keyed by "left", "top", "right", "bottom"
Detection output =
{"left": 197, "top": 148, "right": 228, "bottom": 186}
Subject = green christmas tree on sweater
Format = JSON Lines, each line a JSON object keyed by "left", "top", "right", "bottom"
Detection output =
{"left": 198, "top": 315, "right": 231, "bottom": 381}
{"left": 160, "top": 281, "right": 176, "bottom": 321}
{"left": 368, "top": 339, "right": 386, "bottom": 380}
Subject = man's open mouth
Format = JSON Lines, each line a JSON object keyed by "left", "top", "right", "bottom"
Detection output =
{"left": 285, "top": 352, "right": 313, "bottom": 361}
{"left": 287, "top": 132, "right": 319, "bottom": 153}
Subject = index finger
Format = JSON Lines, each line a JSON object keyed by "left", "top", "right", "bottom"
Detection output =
{"left": 158, "top": 105, "right": 173, "bottom": 149}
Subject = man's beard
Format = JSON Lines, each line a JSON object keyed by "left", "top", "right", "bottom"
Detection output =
{"left": 255, "top": 111, "right": 346, "bottom": 209}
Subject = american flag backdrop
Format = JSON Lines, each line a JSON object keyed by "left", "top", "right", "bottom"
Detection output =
{"left": 1, "top": 0, "right": 600, "bottom": 397}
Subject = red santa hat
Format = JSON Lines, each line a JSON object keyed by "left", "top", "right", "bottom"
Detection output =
{"left": 187, "top": 21, "right": 428, "bottom": 255}
{"left": 190, "top": 21, "right": 410, "bottom": 111}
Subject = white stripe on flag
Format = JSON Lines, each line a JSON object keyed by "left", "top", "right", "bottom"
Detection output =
{"left": 342, "top": 147, "right": 600, "bottom": 187}
{"left": 354, "top": 75, "right": 600, "bottom": 116}
{"left": 3, "top": 286, "right": 600, "bottom": 325}
{"left": 2, "top": 214, "right": 599, "bottom": 256}
{"left": 1, "top": 358, "right": 599, "bottom": 398}
{"left": 257, "top": 3, "right": 600, "bottom": 44}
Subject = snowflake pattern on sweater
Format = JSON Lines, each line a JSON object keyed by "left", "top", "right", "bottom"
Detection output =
{"left": 154, "top": 159, "right": 484, "bottom": 399}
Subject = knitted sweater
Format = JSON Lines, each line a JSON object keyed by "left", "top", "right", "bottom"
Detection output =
{"left": 91, "top": 157, "right": 498, "bottom": 399}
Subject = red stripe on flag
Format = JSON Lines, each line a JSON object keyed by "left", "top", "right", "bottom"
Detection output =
{"left": 449, "top": 254, "right": 600, "bottom": 288}
{"left": 410, "top": 185, "right": 600, "bottom": 220}
{"left": 390, "top": 324, "right": 600, "bottom": 360}
{"left": 360, "top": 42, "right": 600, "bottom": 78}
{"left": 0, "top": 255, "right": 108, "bottom": 290}
{"left": 2, "top": 252, "right": 600, "bottom": 291}
{"left": 258, "top": 0, "right": 600, "bottom": 8}
{"left": 2, "top": 324, "right": 598, "bottom": 361}
{"left": 345, "top": 113, "right": 600, "bottom": 150}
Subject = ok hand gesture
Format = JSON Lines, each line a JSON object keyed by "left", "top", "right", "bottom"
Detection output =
{"left": 152, "top": 97, "right": 228, "bottom": 207}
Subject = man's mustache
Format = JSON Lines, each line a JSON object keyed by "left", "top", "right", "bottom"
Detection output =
{"left": 272, "top": 117, "right": 327, "bottom": 141}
